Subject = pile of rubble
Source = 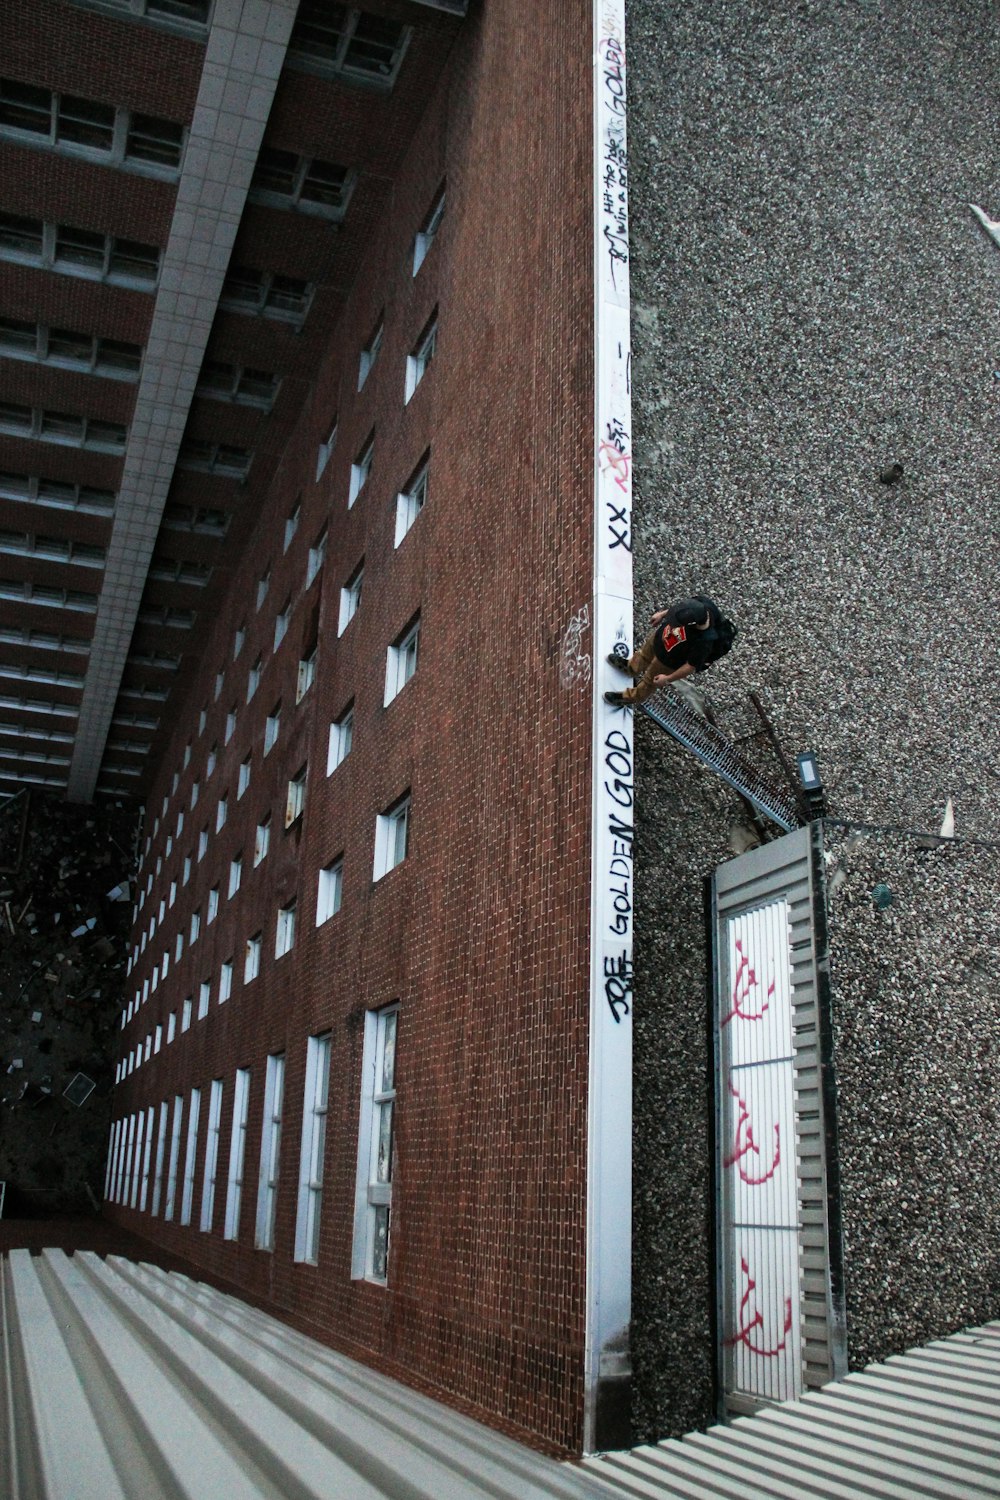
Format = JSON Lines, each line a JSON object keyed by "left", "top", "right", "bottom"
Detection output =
{"left": 0, "top": 791, "right": 138, "bottom": 1219}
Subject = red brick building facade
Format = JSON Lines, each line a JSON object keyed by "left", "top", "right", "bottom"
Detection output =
{"left": 0, "top": 0, "right": 632, "bottom": 1458}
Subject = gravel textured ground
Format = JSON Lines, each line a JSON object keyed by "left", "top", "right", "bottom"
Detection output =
{"left": 625, "top": 0, "right": 1000, "bottom": 1442}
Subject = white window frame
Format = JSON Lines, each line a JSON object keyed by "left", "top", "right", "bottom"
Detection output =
{"left": 237, "top": 753, "right": 251, "bottom": 796}
{"left": 264, "top": 706, "right": 280, "bottom": 755}
{"left": 179, "top": 1086, "right": 201, "bottom": 1226}
{"left": 285, "top": 768, "right": 306, "bottom": 828}
{"left": 228, "top": 855, "right": 242, "bottom": 898}
{"left": 351, "top": 1005, "right": 398, "bottom": 1282}
{"left": 244, "top": 932, "right": 262, "bottom": 983}
{"left": 224, "top": 1067, "right": 251, "bottom": 1240}
{"left": 275, "top": 900, "right": 296, "bottom": 958}
{"left": 306, "top": 526, "right": 327, "bottom": 585}
{"left": 164, "top": 1093, "right": 184, "bottom": 1221}
{"left": 207, "top": 885, "right": 219, "bottom": 923}
{"left": 373, "top": 794, "right": 410, "bottom": 880}
{"left": 315, "top": 419, "right": 337, "bottom": 480}
{"left": 139, "top": 1104, "right": 155, "bottom": 1211}
{"left": 255, "top": 1053, "right": 285, "bottom": 1251}
{"left": 348, "top": 433, "right": 373, "bottom": 507}
{"left": 181, "top": 996, "right": 192, "bottom": 1032}
{"left": 151, "top": 1099, "right": 170, "bottom": 1215}
{"left": 199, "top": 1078, "right": 223, "bottom": 1232}
{"left": 404, "top": 311, "right": 437, "bottom": 403}
{"left": 326, "top": 704, "right": 353, "bottom": 775}
{"left": 316, "top": 858, "right": 343, "bottom": 925}
{"left": 395, "top": 454, "right": 428, "bottom": 546}
{"left": 283, "top": 501, "right": 300, "bottom": 551}
{"left": 254, "top": 817, "right": 270, "bottom": 867}
{"left": 338, "top": 564, "right": 363, "bottom": 635}
{"left": 198, "top": 979, "right": 210, "bottom": 1019}
{"left": 294, "top": 1033, "right": 332, "bottom": 1264}
{"left": 296, "top": 648, "right": 317, "bottom": 703}
{"left": 0, "top": 84, "right": 185, "bottom": 180}
{"left": 219, "top": 959, "right": 233, "bottom": 1004}
{"left": 273, "top": 602, "right": 290, "bottom": 651}
{"left": 167, "top": 1010, "right": 177, "bottom": 1044}
{"left": 357, "top": 315, "right": 383, "bottom": 390}
{"left": 413, "top": 185, "right": 444, "bottom": 275}
{"left": 384, "top": 617, "right": 420, "bottom": 706}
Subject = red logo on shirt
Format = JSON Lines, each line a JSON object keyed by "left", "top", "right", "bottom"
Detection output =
{"left": 660, "top": 624, "right": 687, "bottom": 653}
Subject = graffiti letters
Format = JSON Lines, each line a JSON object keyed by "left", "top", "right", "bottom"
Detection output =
{"left": 559, "top": 604, "right": 592, "bottom": 691}
{"left": 721, "top": 938, "right": 776, "bottom": 1026}
{"left": 604, "top": 948, "right": 632, "bottom": 1023}
{"left": 598, "top": 18, "right": 629, "bottom": 292}
{"left": 724, "top": 1079, "right": 781, "bottom": 1186}
{"left": 725, "top": 1257, "right": 793, "bottom": 1358}
{"left": 598, "top": 416, "right": 632, "bottom": 552}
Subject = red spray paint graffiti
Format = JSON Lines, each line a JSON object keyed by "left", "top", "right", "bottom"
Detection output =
{"left": 724, "top": 1078, "right": 781, "bottom": 1186}
{"left": 721, "top": 938, "right": 776, "bottom": 1026}
{"left": 725, "top": 1257, "right": 793, "bottom": 1357}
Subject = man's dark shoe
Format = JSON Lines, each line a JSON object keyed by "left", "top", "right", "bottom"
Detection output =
{"left": 604, "top": 690, "right": 627, "bottom": 707}
{"left": 606, "top": 652, "right": 635, "bottom": 676}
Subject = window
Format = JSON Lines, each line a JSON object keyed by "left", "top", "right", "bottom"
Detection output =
{"left": 413, "top": 184, "right": 445, "bottom": 274}
{"left": 327, "top": 704, "right": 354, "bottom": 775}
{"left": 254, "top": 816, "right": 270, "bottom": 867}
{"left": 224, "top": 1068, "right": 251, "bottom": 1240}
{"left": 244, "top": 932, "right": 261, "bottom": 983}
{"left": 167, "top": 1010, "right": 176, "bottom": 1044}
{"left": 0, "top": 79, "right": 184, "bottom": 176}
{"left": 0, "top": 404, "right": 126, "bottom": 452}
{"left": 151, "top": 1100, "right": 170, "bottom": 1215}
{"left": 338, "top": 562, "right": 363, "bottom": 635}
{"left": 180, "top": 1087, "right": 201, "bottom": 1226}
{"left": 405, "top": 310, "right": 437, "bottom": 402}
{"left": 177, "top": 440, "right": 251, "bottom": 479}
{"left": 374, "top": 794, "right": 410, "bottom": 880}
{"left": 182, "top": 854, "right": 191, "bottom": 886}
{"left": 275, "top": 900, "right": 296, "bottom": 958}
{"left": 154, "top": 1023, "right": 163, "bottom": 1055}
{"left": 285, "top": 768, "right": 307, "bottom": 828}
{"left": 0, "top": 211, "right": 159, "bottom": 288}
{"left": 164, "top": 1094, "right": 184, "bottom": 1221}
{"left": 207, "top": 885, "right": 220, "bottom": 923}
{"left": 225, "top": 709, "right": 236, "bottom": 745}
{"left": 247, "top": 656, "right": 262, "bottom": 701}
{"left": 197, "top": 359, "right": 278, "bottom": 409}
{"left": 197, "top": 828, "right": 208, "bottom": 861}
{"left": 162, "top": 502, "right": 229, "bottom": 537}
{"left": 0, "top": 318, "right": 142, "bottom": 379}
{"left": 264, "top": 705, "right": 280, "bottom": 755}
{"left": 315, "top": 418, "right": 337, "bottom": 480}
{"left": 200, "top": 1079, "right": 223, "bottom": 1232}
{"left": 198, "top": 979, "right": 210, "bottom": 1019}
{"left": 139, "top": 1105, "right": 154, "bottom": 1211}
{"left": 181, "top": 997, "right": 192, "bottom": 1031}
{"left": 283, "top": 502, "right": 300, "bottom": 551}
{"left": 191, "top": 780, "right": 199, "bottom": 809}
{"left": 228, "top": 856, "right": 242, "bottom": 898}
{"left": 206, "top": 743, "right": 217, "bottom": 778}
{"left": 384, "top": 616, "right": 420, "bottom": 705}
{"left": 238, "top": 754, "right": 251, "bottom": 797}
{"left": 249, "top": 148, "right": 354, "bottom": 220}
{"left": 220, "top": 265, "right": 313, "bottom": 325}
{"left": 352, "top": 1006, "right": 398, "bottom": 1282}
{"left": 256, "top": 570, "right": 270, "bottom": 610}
{"left": 395, "top": 453, "right": 428, "bottom": 546}
{"left": 255, "top": 1054, "right": 285, "bottom": 1250}
{"left": 348, "top": 433, "right": 373, "bottom": 506}
{"left": 216, "top": 796, "right": 227, "bottom": 833}
{"left": 288, "top": 6, "right": 409, "bottom": 84}
{"left": 273, "top": 601, "right": 290, "bottom": 651}
{"left": 219, "top": 959, "right": 233, "bottom": 1004}
{"left": 316, "top": 858, "right": 342, "bottom": 925}
{"left": 294, "top": 1033, "right": 332, "bottom": 1264}
{"left": 296, "top": 649, "right": 317, "bottom": 703}
{"left": 190, "top": 909, "right": 201, "bottom": 944}
{"left": 0, "top": 470, "right": 115, "bottom": 517}
{"left": 306, "top": 526, "right": 327, "bottom": 586}
{"left": 358, "top": 314, "right": 384, "bottom": 390}
{"left": 233, "top": 626, "right": 245, "bottom": 659}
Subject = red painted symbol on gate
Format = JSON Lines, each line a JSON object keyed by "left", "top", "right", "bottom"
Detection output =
{"left": 723, "top": 1078, "right": 781, "bottom": 1186}
{"left": 725, "top": 1256, "right": 793, "bottom": 1357}
{"left": 721, "top": 938, "right": 776, "bottom": 1026}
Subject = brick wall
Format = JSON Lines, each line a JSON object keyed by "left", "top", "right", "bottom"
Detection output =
{"left": 106, "top": 0, "right": 597, "bottom": 1456}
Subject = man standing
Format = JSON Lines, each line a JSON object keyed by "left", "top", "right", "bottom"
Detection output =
{"left": 604, "top": 595, "right": 736, "bottom": 707}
